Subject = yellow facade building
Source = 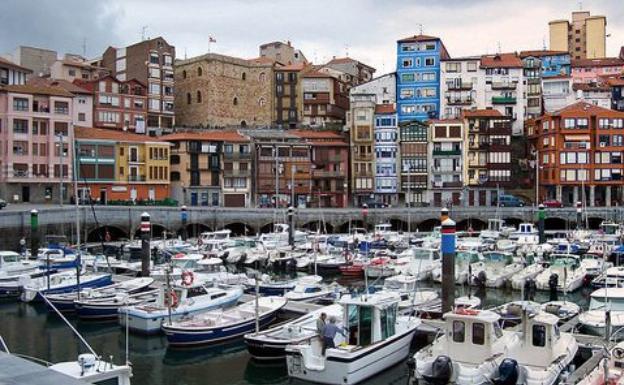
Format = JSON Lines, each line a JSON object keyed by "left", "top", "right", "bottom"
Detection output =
{"left": 549, "top": 11, "right": 606, "bottom": 60}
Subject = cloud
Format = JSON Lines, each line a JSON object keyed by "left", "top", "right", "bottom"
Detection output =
{"left": 1, "top": 0, "right": 622, "bottom": 72}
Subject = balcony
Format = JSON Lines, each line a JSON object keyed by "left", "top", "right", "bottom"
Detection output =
{"left": 432, "top": 149, "right": 461, "bottom": 156}
{"left": 447, "top": 82, "right": 473, "bottom": 90}
{"left": 491, "top": 82, "right": 517, "bottom": 90}
{"left": 128, "top": 157, "right": 145, "bottom": 163}
{"left": 492, "top": 96, "right": 517, "bottom": 104}
{"left": 223, "top": 169, "right": 251, "bottom": 177}
{"left": 313, "top": 170, "right": 344, "bottom": 178}
{"left": 431, "top": 166, "right": 462, "bottom": 173}
{"left": 433, "top": 180, "right": 463, "bottom": 188}
{"left": 223, "top": 152, "right": 252, "bottom": 160}
{"left": 354, "top": 153, "right": 373, "bottom": 161}
{"left": 313, "top": 154, "right": 343, "bottom": 165}
{"left": 446, "top": 97, "right": 473, "bottom": 106}
{"left": 128, "top": 175, "right": 146, "bottom": 182}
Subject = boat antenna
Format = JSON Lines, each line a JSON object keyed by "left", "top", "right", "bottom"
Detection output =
{"left": 166, "top": 265, "right": 173, "bottom": 325}
{"left": 41, "top": 293, "right": 99, "bottom": 357}
{"left": 254, "top": 274, "right": 260, "bottom": 334}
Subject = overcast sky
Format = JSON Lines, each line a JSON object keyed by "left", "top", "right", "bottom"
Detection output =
{"left": 2, "top": 0, "right": 623, "bottom": 73}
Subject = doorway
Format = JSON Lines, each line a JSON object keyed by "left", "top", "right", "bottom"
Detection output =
{"left": 21, "top": 186, "right": 30, "bottom": 202}
{"left": 99, "top": 188, "right": 107, "bottom": 204}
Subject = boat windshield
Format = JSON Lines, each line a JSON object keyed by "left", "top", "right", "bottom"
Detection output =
{"left": 2, "top": 254, "right": 19, "bottom": 263}
{"left": 172, "top": 259, "right": 198, "bottom": 269}
{"left": 413, "top": 249, "right": 436, "bottom": 260}
{"left": 457, "top": 252, "right": 478, "bottom": 263}
{"left": 551, "top": 257, "right": 579, "bottom": 268}
{"left": 484, "top": 253, "right": 511, "bottom": 264}
{"left": 602, "top": 224, "right": 619, "bottom": 235}
{"left": 589, "top": 297, "right": 624, "bottom": 311}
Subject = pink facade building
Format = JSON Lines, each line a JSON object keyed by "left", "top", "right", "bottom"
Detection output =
{"left": 0, "top": 84, "right": 75, "bottom": 203}
{"left": 571, "top": 57, "right": 624, "bottom": 83}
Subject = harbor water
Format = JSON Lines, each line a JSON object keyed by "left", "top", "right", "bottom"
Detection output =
{"left": 0, "top": 281, "right": 593, "bottom": 385}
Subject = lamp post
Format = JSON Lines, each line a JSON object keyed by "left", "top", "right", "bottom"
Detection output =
{"left": 57, "top": 134, "right": 64, "bottom": 206}
{"left": 180, "top": 205, "right": 188, "bottom": 241}
{"left": 441, "top": 209, "right": 456, "bottom": 313}
{"left": 140, "top": 212, "right": 151, "bottom": 277}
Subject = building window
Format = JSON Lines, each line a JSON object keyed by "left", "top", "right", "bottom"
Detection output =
{"left": 78, "top": 112, "right": 86, "bottom": 122}
{"left": 401, "top": 73, "right": 415, "bottom": 82}
{"left": 13, "top": 98, "right": 29, "bottom": 111}
{"left": 242, "top": 72, "right": 246, "bottom": 80}
{"left": 233, "top": 97, "right": 238, "bottom": 106}
{"left": 446, "top": 62, "right": 461, "bottom": 72}
{"left": 197, "top": 66, "right": 203, "bottom": 76}
{"left": 187, "top": 93, "right": 191, "bottom": 105}
{"left": 259, "top": 72, "right": 266, "bottom": 82}
{"left": 149, "top": 52, "right": 159, "bottom": 64}
{"left": 182, "top": 70, "right": 187, "bottom": 79}
{"left": 425, "top": 57, "right": 435, "bottom": 66}
{"left": 197, "top": 91, "right": 202, "bottom": 103}
{"left": 402, "top": 59, "right": 413, "bottom": 68}
{"left": 467, "top": 62, "right": 477, "bottom": 72}
{"left": 13, "top": 119, "right": 28, "bottom": 134}
{"left": 259, "top": 97, "right": 265, "bottom": 106}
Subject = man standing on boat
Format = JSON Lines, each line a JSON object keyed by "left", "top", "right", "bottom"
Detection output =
{"left": 317, "top": 312, "right": 327, "bottom": 337}
{"left": 322, "top": 316, "right": 345, "bottom": 355}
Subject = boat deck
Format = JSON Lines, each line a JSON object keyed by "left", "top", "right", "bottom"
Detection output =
{"left": 0, "top": 352, "right": 89, "bottom": 385}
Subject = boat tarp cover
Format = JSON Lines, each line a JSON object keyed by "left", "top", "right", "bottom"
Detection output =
{"left": 0, "top": 352, "right": 89, "bottom": 385}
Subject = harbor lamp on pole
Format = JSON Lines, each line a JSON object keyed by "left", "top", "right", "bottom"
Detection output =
{"left": 287, "top": 206, "right": 295, "bottom": 247}
{"left": 180, "top": 205, "right": 188, "bottom": 241}
{"left": 140, "top": 212, "right": 151, "bottom": 277}
{"left": 30, "top": 209, "right": 39, "bottom": 261}
{"left": 440, "top": 209, "right": 456, "bottom": 314}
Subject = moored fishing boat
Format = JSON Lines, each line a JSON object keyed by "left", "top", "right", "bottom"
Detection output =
{"left": 162, "top": 296, "right": 288, "bottom": 346}
{"left": 21, "top": 271, "right": 112, "bottom": 302}
{"left": 75, "top": 288, "right": 160, "bottom": 320}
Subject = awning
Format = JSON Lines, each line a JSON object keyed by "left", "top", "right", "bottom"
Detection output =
{"left": 564, "top": 135, "right": 590, "bottom": 141}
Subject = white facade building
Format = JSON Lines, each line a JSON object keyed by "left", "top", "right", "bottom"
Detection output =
{"left": 440, "top": 57, "right": 483, "bottom": 119}
{"left": 542, "top": 77, "right": 574, "bottom": 112}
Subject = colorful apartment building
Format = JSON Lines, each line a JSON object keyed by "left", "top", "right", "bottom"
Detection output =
{"left": 528, "top": 101, "right": 624, "bottom": 206}
{"left": 396, "top": 34, "right": 450, "bottom": 122}
{"left": 0, "top": 84, "right": 75, "bottom": 203}
{"left": 0, "top": 57, "right": 31, "bottom": 86}
{"left": 347, "top": 93, "right": 376, "bottom": 206}
{"left": 302, "top": 71, "right": 349, "bottom": 128}
{"left": 161, "top": 131, "right": 252, "bottom": 207}
{"left": 373, "top": 104, "right": 399, "bottom": 206}
{"left": 549, "top": 11, "right": 607, "bottom": 60}
{"left": 74, "top": 127, "right": 170, "bottom": 203}
{"left": 429, "top": 119, "right": 464, "bottom": 207}
{"left": 75, "top": 76, "right": 147, "bottom": 133}
{"left": 399, "top": 120, "right": 429, "bottom": 206}
{"left": 571, "top": 58, "right": 624, "bottom": 84}
{"left": 463, "top": 109, "right": 513, "bottom": 206}
{"left": 439, "top": 56, "right": 481, "bottom": 119}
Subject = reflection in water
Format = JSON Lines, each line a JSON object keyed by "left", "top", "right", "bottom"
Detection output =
{"left": 0, "top": 281, "right": 593, "bottom": 385}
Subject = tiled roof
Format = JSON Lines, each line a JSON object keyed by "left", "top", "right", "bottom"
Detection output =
{"left": 606, "top": 77, "right": 624, "bottom": 86}
{"left": 59, "top": 59, "right": 94, "bottom": 68}
{"left": 571, "top": 57, "right": 624, "bottom": 67}
{"left": 303, "top": 71, "right": 332, "bottom": 78}
{"left": 326, "top": 57, "right": 356, "bottom": 65}
{"left": 75, "top": 126, "right": 167, "bottom": 143}
{"left": 550, "top": 101, "right": 624, "bottom": 118}
{"left": 0, "top": 57, "right": 32, "bottom": 73}
{"left": 519, "top": 50, "right": 569, "bottom": 58}
{"left": 462, "top": 109, "right": 504, "bottom": 118}
{"left": 397, "top": 34, "right": 440, "bottom": 43}
{"left": 480, "top": 53, "right": 522, "bottom": 69}
{"left": 429, "top": 118, "right": 463, "bottom": 124}
{"left": 0, "top": 84, "right": 74, "bottom": 97}
{"left": 375, "top": 104, "right": 396, "bottom": 114}
{"left": 572, "top": 83, "right": 611, "bottom": 92}
{"left": 277, "top": 62, "right": 307, "bottom": 71}
{"left": 247, "top": 56, "right": 276, "bottom": 65}
{"left": 160, "top": 130, "right": 249, "bottom": 143}
{"left": 290, "top": 129, "right": 345, "bottom": 140}
{"left": 27, "top": 77, "right": 91, "bottom": 95}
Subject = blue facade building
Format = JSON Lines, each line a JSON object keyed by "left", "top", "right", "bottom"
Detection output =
{"left": 396, "top": 35, "right": 450, "bottom": 123}
{"left": 521, "top": 50, "right": 571, "bottom": 78}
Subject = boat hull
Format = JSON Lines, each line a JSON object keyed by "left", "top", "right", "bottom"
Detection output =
{"left": 22, "top": 275, "right": 113, "bottom": 303}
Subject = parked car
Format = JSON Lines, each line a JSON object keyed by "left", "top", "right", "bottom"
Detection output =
{"left": 542, "top": 199, "right": 564, "bottom": 208}
{"left": 494, "top": 194, "right": 525, "bottom": 207}
{"left": 0, "top": 199, "right": 6, "bottom": 209}
{"left": 362, "top": 201, "right": 387, "bottom": 209}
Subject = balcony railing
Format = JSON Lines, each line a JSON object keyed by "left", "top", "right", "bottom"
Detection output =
{"left": 491, "top": 82, "right": 517, "bottom": 90}
{"left": 312, "top": 170, "right": 344, "bottom": 178}
{"left": 128, "top": 157, "right": 145, "bottom": 163}
{"left": 447, "top": 81, "right": 473, "bottom": 90}
{"left": 223, "top": 169, "right": 251, "bottom": 177}
{"left": 354, "top": 153, "right": 373, "bottom": 161}
{"left": 431, "top": 166, "right": 462, "bottom": 173}
{"left": 432, "top": 149, "right": 461, "bottom": 156}
{"left": 223, "top": 152, "right": 252, "bottom": 160}
{"left": 128, "top": 175, "right": 146, "bottom": 182}
{"left": 12, "top": 170, "right": 29, "bottom": 178}
{"left": 492, "top": 96, "right": 517, "bottom": 104}
{"left": 446, "top": 97, "right": 473, "bottom": 105}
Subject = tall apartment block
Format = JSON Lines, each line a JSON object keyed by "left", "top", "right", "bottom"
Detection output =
{"left": 396, "top": 35, "right": 450, "bottom": 123}
{"left": 101, "top": 37, "right": 175, "bottom": 135}
{"left": 549, "top": 11, "right": 606, "bottom": 60}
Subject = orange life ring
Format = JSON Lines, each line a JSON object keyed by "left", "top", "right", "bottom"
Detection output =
{"left": 456, "top": 308, "right": 479, "bottom": 316}
{"left": 181, "top": 271, "right": 194, "bottom": 286}
{"left": 165, "top": 289, "right": 179, "bottom": 308}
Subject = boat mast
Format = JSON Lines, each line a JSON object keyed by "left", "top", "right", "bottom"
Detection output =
{"left": 254, "top": 276, "right": 260, "bottom": 335}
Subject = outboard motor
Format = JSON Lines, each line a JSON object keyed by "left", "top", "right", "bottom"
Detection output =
{"left": 423, "top": 355, "right": 453, "bottom": 385}
{"left": 475, "top": 270, "right": 487, "bottom": 287}
{"left": 494, "top": 358, "right": 519, "bottom": 385}
{"left": 548, "top": 273, "right": 559, "bottom": 301}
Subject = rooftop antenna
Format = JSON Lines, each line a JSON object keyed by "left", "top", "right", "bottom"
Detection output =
{"left": 184, "top": 47, "right": 187, "bottom": 60}
{"left": 208, "top": 36, "right": 216, "bottom": 53}
{"left": 497, "top": 41, "right": 502, "bottom": 54}
{"left": 141, "top": 26, "right": 148, "bottom": 41}
{"left": 82, "top": 37, "right": 87, "bottom": 57}
{"left": 578, "top": 1, "right": 582, "bottom": 10}
{"left": 542, "top": 36, "right": 547, "bottom": 50}
{"left": 344, "top": 44, "right": 349, "bottom": 57}
{"left": 416, "top": 23, "right": 424, "bottom": 35}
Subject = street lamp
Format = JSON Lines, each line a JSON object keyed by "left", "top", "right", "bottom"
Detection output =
{"left": 57, "top": 133, "right": 64, "bottom": 206}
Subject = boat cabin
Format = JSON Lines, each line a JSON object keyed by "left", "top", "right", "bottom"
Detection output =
{"left": 588, "top": 288, "right": 624, "bottom": 312}
{"left": 514, "top": 313, "right": 562, "bottom": 367}
{"left": 600, "top": 221, "right": 621, "bottom": 236}
{"left": 487, "top": 219, "right": 504, "bottom": 232}
{"left": 0, "top": 251, "right": 21, "bottom": 267}
{"left": 384, "top": 275, "right": 418, "bottom": 292}
{"left": 199, "top": 229, "right": 231, "bottom": 242}
{"left": 164, "top": 283, "right": 229, "bottom": 307}
{"left": 339, "top": 292, "right": 400, "bottom": 348}
{"left": 196, "top": 258, "right": 225, "bottom": 273}
{"left": 481, "top": 251, "right": 513, "bottom": 265}
{"left": 456, "top": 251, "right": 481, "bottom": 264}
{"left": 443, "top": 310, "right": 505, "bottom": 364}
{"left": 412, "top": 247, "right": 441, "bottom": 261}
{"left": 49, "top": 354, "right": 131, "bottom": 385}
{"left": 170, "top": 253, "right": 204, "bottom": 270}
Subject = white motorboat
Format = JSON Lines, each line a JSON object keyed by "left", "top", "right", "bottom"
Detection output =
{"left": 540, "top": 300, "right": 581, "bottom": 323}
{"left": 75, "top": 288, "right": 160, "bottom": 320}
{"left": 493, "top": 312, "right": 578, "bottom": 385}
{"left": 21, "top": 271, "right": 113, "bottom": 302}
{"left": 578, "top": 288, "right": 624, "bottom": 338}
{"left": 535, "top": 254, "right": 587, "bottom": 292}
{"left": 259, "top": 224, "right": 307, "bottom": 249}
{"left": 119, "top": 283, "right": 243, "bottom": 334}
{"left": 511, "top": 263, "right": 547, "bottom": 290}
{"left": 399, "top": 247, "right": 441, "bottom": 281}
{"left": 470, "top": 251, "right": 523, "bottom": 288}
{"left": 480, "top": 219, "right": 507, "bottom": 240}
{"left": 284, "top": 275, "right": 331, "bottom": 301}
{"left": 593, "top": 266, "right": 624, "bottom": 289}
{"left": 49, "top": 353, "right": 132, "bottom": 385}
{"left": 432, "top": 250, "right": 481, "bottom": 285}
{"left": 382, "top": 274, "right": 438, "bottom": 312}
{"left": 0, "top": 251, "right": 40, "bottom": 281}
{"left": 414, "top": 309, "right": 520, "bottom": 385}
{"left": 509, "top": 223, "right": 539, "bottom": 246}
{"left": 244, "top": 303, "right": 343, "bottom": 360}
{"left": 150, "top": 253, "right": 205, "bottom": 281}
{"left": 581, "top": 253, "right": 612, "bottom": 278}
{"left": 286, "top": 291, "right": 420, "bottom": 385}
{"left": 492, "top": 301, "right": 541, "bottom": 327}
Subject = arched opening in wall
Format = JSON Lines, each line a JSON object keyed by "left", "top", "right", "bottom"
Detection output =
{"left": 182, "top": 70, "right": 187, "bottom": 79}
{"left": 259, "top": 223, "right": 276, "bottom": 234}
{"left": 242, "top": 72, "right": 246, "bottom": 80}
{"left": 240, "top": 120, "right": 247, "bottom": 128}
{"left": 587, "top": 217, "right": 604, "bottom": 230}
{"left": 224, "top": 222, "right": 256, "bottom": 236}
{"left": 301, "top": 221, "right": 334, "bottom": 234}
{"left": 418, "top": 218, "right": 441, "bottom": 232}
{"left": 545, "top": 217, "right": 568, "bottom": 231}
{"left": 179, "top": 223, "right": 212, "bottom": 238}
{"left": 134, "top": 224, "right": 168, "bottom": 239}
{"left": 233, "top": 97, "right": 238, "bottom": 106}
{"left": 456, "top": 218, "right": 487, "bottom": 231}
{"left": 502, "top": 217, "right": 523, "bottom": 229}
{"left": 337, "top": 220, "right": 365, "bottom": 234}
{"left": 197, "top": 66, "right": 203, "bottom": 76}
{"left": 186, "top": 93, "right": 191, "bottom": 104}
{"left": 87, "top": 226, "right": 128, "bottom": 243}
{"left": 389, "top": 218, "right": 408, "bottom": 232}
{"left": 196, "top": 90, "right": 202, "bottom": 103}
